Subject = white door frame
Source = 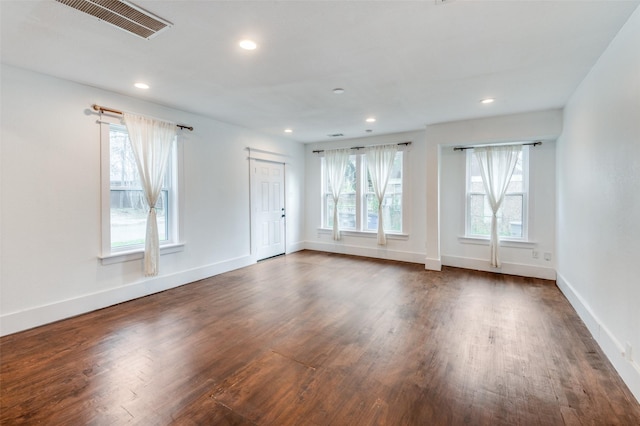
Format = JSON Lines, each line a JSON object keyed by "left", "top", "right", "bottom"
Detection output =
{"left": 247, "top": 148, "right": 289, "bottom": 261}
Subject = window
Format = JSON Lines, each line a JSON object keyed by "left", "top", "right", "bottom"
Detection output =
{"left": 101, "top": 121, "right": 180, "bottom": 257}
{"left": 322, "top": 150, "right": 404, "bottom": 233}
{"left": 364, "top": 153, "right": 403, "bottom": 233}
{"left": 324, "top": 155, "right": 357, "bottom": 230}
{"left": 465, "top": 146, "right": 528, "bottom": 239}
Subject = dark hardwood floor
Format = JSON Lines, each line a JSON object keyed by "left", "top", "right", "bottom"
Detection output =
{"left": 2, "top": 251, "right": 639, "bottom": 425}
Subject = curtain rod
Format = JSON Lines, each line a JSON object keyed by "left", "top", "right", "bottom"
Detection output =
{"left": 312, "top": 141, "right": 411, "bottom": 154}
{"left": 453, "top": 141, "right": 541, "bottom": 151}
{"left": 92, "top": 104, "right": 194, "bottom": 131}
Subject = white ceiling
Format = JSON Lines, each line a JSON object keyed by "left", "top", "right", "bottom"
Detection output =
{"left": 1, "top": 0, "right": 638, "bottom": 143}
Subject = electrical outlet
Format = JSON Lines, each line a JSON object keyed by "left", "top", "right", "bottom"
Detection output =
{"left": 532, "top": 250, "right": 539, "bottom": 259}
{"left": 544, "top": 252, "right": 552, "bottom": 261}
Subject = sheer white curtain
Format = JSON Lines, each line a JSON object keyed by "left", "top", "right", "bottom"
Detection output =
{"left": 325, "top": 148, "right": 351, "bottom": 240}
{"left": 474, "top": 145, "right": 521, "bottom": 268}
{"left": 365, "top": 144, "right": 398, "bottom": 245}
{"left": 123, "top": 113, "right": 176, "bottom": 276}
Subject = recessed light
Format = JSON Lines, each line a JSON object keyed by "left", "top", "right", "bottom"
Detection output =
{"left": 366, "top": 117, "right": 376, "bottom": 123}
{"left": 481, "top": 98, "right": 495, "bottom": 104}
{"left": 332, "top": 88, "right": 345, "bottom": 94}
{"left": 134, "top": 82, "right": 150, "bottom": 89}
{"left": 284, "top": 129, "right": 293, "bottom": 133}
{"left": 239, "top": 39, "right": 257, "bottom": 50}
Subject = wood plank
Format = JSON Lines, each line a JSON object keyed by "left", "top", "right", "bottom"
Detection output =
{"left": 1, "top": 251, "right": 639, "bottom": 424}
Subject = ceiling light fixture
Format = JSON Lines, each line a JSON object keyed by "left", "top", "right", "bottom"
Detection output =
{"left": 284, "top": 129, "right": 293, "bottom": 133}
{"left": 134, "top": 82, "right": 150, "bottom": 89}
{"left": 481, "top": 98, "right": 495, "bottom": 104}
{"left": 332, "top": 88, "right": 345, "bottom": 94}
{"left": 366, "top": 117, "right": 376, "bottom": 123}
{"left": 239, "top": 40, "right": 257, "bottom": 50}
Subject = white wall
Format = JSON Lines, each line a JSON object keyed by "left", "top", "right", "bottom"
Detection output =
{"left": 304, "top": 130, "right": 427, "bottom": 263}
{"left": 0, "top": 65, "right": 305, "bottom": 336}
{"left": 425, "top": 110, "right": 562, "bottom": 279}
{"left": 556, "top": 6, "right": 640, "bottom": 402}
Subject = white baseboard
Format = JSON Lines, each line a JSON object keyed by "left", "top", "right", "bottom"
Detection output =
{"left": 304, "top": 241, "right": 425, "bottom": 264}
{"left": 424, "top": 257, "right": 442, "bottom": 271}
{"left": 287, "top": 241, "right": 305, "bottom": 254}
{"left": 556, "top": 272, "right": 640, "bottom": 404}
{"left": 441, "top": 255, "right": 557, "bottom": 280}
{"left": 0, "top": 255, "right": 255, "bottom": 337}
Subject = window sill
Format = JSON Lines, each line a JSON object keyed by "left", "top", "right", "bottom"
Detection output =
{"left": 100, "top": 243, "right": 185, "bottom": 265}
{"left": 317, "top": 228, "right": 409, "bottom": 240}
{"left": 458, "top": 236, "right": 536, "bottom": 249}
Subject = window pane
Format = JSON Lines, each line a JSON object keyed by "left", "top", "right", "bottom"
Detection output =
{"left": 365, "top": 194, "right": 378, "bottom": 230}
{"left": 502, "top": 194, "right": 523, "bottom": 237}
{"left": 110, "top": 125, "right": 140, "bottom": 187}
{"left": 343, "top": 156, "right": 357, "bottom": 193}
{"left": 506, "top": 154, "right": 524, "bottom": 192}
{"left": 468, "top": 193, "right": 523, "bottom": 238}
{"left": 325, "top": 194, "right": 334, "bottom": 228}
{"left": 338, "top": 193, "right": 356, "bottom": 229}
{"left": 365, "top": 192, "right": 402, "bottom": 232}
{"left": 325, "top": 193, "right": 356, "bottom": 230}
{"left": 324, "top": 156, "right": 356, "bottom": 229}
{"left": 467, "top": 148, "right": 526, "bottom": 239}
{"left": 470, "top": 150, "right": 523, "bottom": 193}
{"left": 110, "top": 190, "right": 167, "bottom": 247}
{"left": 365, "top": 152, "right": 402, "bottom": 232}
{"left": 322, "top": 151, "right": 403, "bottom": 233}
{"left": 469, "top": 194, "right": 491, "bottom": 236}
{"left": 109, "top": 124, "right": 171, "bottom": 248}
{"left": 470, "top": 177, "right": 485, "bottom": 193}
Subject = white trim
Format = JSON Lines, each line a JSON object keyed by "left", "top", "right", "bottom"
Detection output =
{"left": 249, "top": 159, "right": 287, "bottom": 260}
{"left": 304, "top": 241, "right": 425, "bottom": 264}
{"left": 286, "top": 241, "right": 305, "bottom": 254}
{"left": 99, "top": 118, "right": 183, "bottom": 258}
{"left": 246, "top": 147, "right": 290, "bottom": 163}
{"left": 0, "top": 255, "right": 255, "bottom": 337}
{"left": 316, "top": 228, "right": 409, "bottom": 240}
{"left": 425, "top": 257, "right": 442, "bottom": 271}
{"left": 556, "top": 272, "right": 640, "bottom": 404}
{"left": 464, "top": 146, "right": 530, "bottom": 241}
{"left": 441, "top": 255, "right": 556, "bottom": 280}
{"left": 320, "top": 150, "right": 407, "bottom": 235}
{"left": 458, "top": 236, "right": 537, "bottom": 249}
{"left": 99, "top": 242, "right": 185, "bottom": 265}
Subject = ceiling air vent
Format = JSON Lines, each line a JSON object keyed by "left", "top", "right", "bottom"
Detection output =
{"left": 55, "top": 0, "right": 172, "bottom": 39}
{"left": 328, "top": 133, "right": 344, "bottom": 138}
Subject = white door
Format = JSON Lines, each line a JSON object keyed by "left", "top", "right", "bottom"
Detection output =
{"left": 253, "top": 160, "right": 285, "bottom": 260}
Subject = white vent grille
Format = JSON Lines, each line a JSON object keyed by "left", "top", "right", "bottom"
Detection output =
{"left": 55, "top": 0, "right": 172, "bottom": 39}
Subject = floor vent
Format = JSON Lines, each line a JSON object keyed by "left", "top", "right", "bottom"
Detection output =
{"left": 55, "top": 0, "right": 172, "bottom": 39}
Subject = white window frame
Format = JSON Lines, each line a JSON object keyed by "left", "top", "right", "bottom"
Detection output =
{"left": 320, "top": 148, "right": 408, "bottom": 238}
{"left": 464, "top": 146, "right": 529, "bottom": 242}
{"left": 99, "top": 116, "right": 184, "bottom": 264}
